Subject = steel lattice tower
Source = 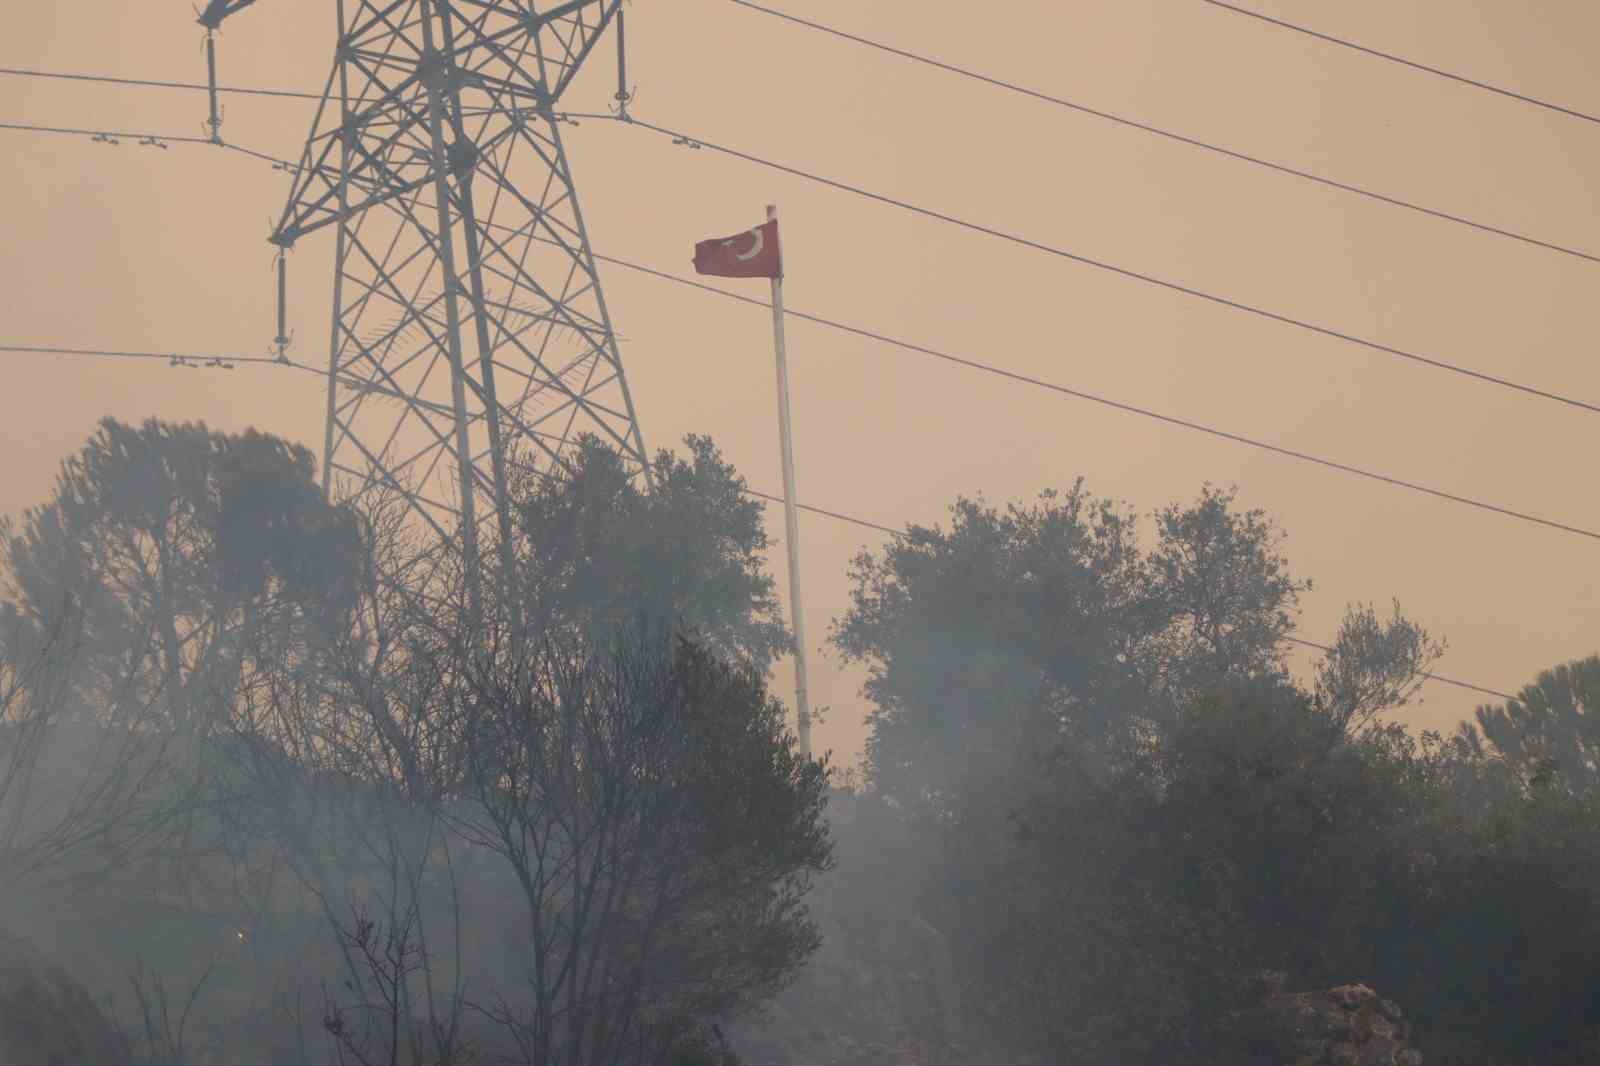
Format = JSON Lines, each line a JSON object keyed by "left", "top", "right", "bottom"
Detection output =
{"left": 207, "top": 0, "right": 649, "bottom": 604}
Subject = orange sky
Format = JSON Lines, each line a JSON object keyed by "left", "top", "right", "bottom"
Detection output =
{"left": 3, "top": 1, "right": 1597, "bottom": 770}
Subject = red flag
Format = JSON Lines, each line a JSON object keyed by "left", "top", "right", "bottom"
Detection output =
{"left": 693, "top": 219, "right": 781, "bottom": 279}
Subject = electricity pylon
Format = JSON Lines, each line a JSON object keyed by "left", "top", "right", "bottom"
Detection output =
{"left": 203, "top": 0, "right": 649, "bottom": 612}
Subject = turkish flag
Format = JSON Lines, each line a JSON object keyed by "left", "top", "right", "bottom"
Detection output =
{"left": 693, "top": 219, "right": 781, "bottom": 279}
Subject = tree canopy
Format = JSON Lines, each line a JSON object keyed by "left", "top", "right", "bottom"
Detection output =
{"left": 1473, "top": 654, "right": 1600, "bottom": 793}
{"left": 1, "top": 417, "right": 361, "bottom": 730}
{"left": 820, "top": 476, "right": 1471, "bottom": 1065}
{"left": 832, "top": 482, "right": 1320, "bottom": 805}
{"left": 507, "top": 433, "right": 790, "bottom": 673}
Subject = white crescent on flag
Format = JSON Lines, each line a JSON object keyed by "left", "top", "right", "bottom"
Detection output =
{"left": 694, "top": 218, "right": 780, "bottom": 278}
{"left": 723, "top": 227, "right": 765, "bottom": 261}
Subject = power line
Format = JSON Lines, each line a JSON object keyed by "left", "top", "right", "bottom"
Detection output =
{"left": 626, "top": 116, "right": 1600, "bottom": 418}
{"left": 4, "top": 347, "right": 1519, "bottom": 702}
{"left": 13, "top": 127, "right": 1600, "bottom": 541}
{"left": 224, "top": 140, "right": 303, "bottom": 170}
{"left": 0, "top": 242, "right": 1534, "bottom": 697}
{"left": 748, "top": 487, "right": 1516, "bottom": 702}
{"left": 16, "top": 226, "right": 1600, "bottom": 546}
{"left": 1283, "top": 636, "right": 1513, "bottom": 703}
{"left": 1196, "top": 1, "right": 1600, "bottom": 127}
{"left": 580, "top": 244, "right": 1600, "bottom": 543}
{"left": 0, "top": 344, "right": 287, "bottom": 366}
{"left": 10, "top": 128, "right": 1600, "bottom": 545}
{"left": 0, "top": 114, "right": 610, "bottom": 172}
{"left": 0, "top": 121, "right": 212, "bottom": 146}
{"left": 11, "top": 49, "right": 1598, "bottom": 268}
{"left": 178, "top": 138, "right": 1600, "bottom": 550}
{"left": 725, "top": 0, "right": 1600, "bottom": 266}
{"left": 0, "top": 67, "right": 618, "bottom": 127}
{"left": 13, "top": 90, "right": 1597, "bottom": 421}
{"left": 745, "top": 488, "right": 903, "bottom": 536}
{"left": 0, "top": 65, "right": 321, "bottom": 100}
{"left": 0, "top": 120, "right": 303, "bottom": 172}
{"left": 1, "top": 78, "right": 1530, "bottom": 706}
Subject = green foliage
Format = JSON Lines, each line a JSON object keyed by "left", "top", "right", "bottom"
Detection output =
{"left": 1141, "top": 485, "right": 1308, "bottom": 701}
{"left": 2, "top": 421, "right": 826, "bottom": 1066}
{"left": 1473, "top": 654, "right": 1600, "bottom": 794}
{"left": 1355, "top": 726, "right": 1600, "bottom": 1059}
{"left": 832, "top": 481, "right": 1328, "bottom": 809}
{"left": 1313, "top": 600, "right": 1444, "bottom": 736}
{"left": 969, "top": 674, "right": 1600, "bottom": 1065}
{"left": 1, "top": 417, "right": 360, "bottom": 729}
{"left": 509, "top": 434, "right": 790, "bottom": 673}
{"left": 822, "top": 476, "right": 1514, "bottom": 1065}
{"left": 1150, "top": 681, "right": 1415, "bottom": 984}
{"left": 833, "top": 483, "right": 1138, "bottom": 806}
{"left": 435, "top": 627, "right": 832, "bottom": 1065}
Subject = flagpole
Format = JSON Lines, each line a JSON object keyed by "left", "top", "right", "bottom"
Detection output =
{"left": 767, "top": 203, "right": 812, "bottom": 758}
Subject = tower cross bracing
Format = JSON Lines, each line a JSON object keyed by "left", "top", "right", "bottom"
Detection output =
{"left": 248, "top": 0, "right": 647, "bottom": 600}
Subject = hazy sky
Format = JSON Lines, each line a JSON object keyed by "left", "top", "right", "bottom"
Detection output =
{"left": 3, "top": 1, "right": 1597, "bottom": 768}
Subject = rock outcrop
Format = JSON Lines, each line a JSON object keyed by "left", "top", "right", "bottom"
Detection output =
{"left": 1216, "top": 972, "right": 1423, "bottom": 1066}
{"left": 0, "top": 930, "right": 134, "bottom": 1066}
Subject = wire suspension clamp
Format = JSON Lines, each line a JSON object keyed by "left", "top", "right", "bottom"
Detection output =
{"left": 271, "top": 249, "right": 292, "bottom": 362}
{"left": 204, "top": 29, "right": 225, "bottom": 144}
{"left": 612, "top": 5, "right": 634, "bottom": 120}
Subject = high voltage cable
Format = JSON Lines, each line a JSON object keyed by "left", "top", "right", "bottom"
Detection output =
{"left": 0, "top": 114, "right": 607, "bottom": 170}
{"left": 745, "top": 488, "right": 903, "bottom": 536}
{"left": 2, "top": 346, "right": 1518, "bottom": 702}
{"left": 8, "top": 129, "right": 1600, "bottom": 545}
{"left": 0, "top": 121, "right": 213, "bottom": 146}
{"left": 744, "top": 489, "right": 1516, "bottom": 702}
{"left": 111, "top": 122, "right": 1600, "bottom": 478}
{"left": 0, "top": 344, "right": 284, "bottom": 366}
{"left": 625, "top": 116, "right": 1600, "bottom": 418}
{"left": 14, "top": 232, "right": 1600, "bottom": 547}
{"left": 576, "top": 245, "right": 1600, "bottom": 543}
{"left": 0, "top": 120, "right": 302, "bottom": 170}
{"left": 1282, "top": 637, "right": 1512, "bottom": 702}
{"left": 1197, "top": 1, "right": 1600, "bottom": 127}
{"left": 0, "top": 345, "right": 418, "bottom": 398}
{"left": 8, "top": 54, "right": 1598, "bottom": 267}
{"left": 0, "top": 66, "right": 321, "bottom": 100}
{"left": 725, "top": 0, "right": 1600, "bottom": 266}
{"left": 3, "top": 340, "right": 1510, "bottom": 701}
{"left": 0, "top": 73, "right": 1537, "bottom": 703}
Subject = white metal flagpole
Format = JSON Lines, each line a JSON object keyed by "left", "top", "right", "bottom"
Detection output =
{"left": 767, "top": 203, "right": 812, "bottom": 758}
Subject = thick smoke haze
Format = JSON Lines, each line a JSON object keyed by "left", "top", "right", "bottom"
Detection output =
{"left": 2, "top": 0, "right": 1598, "bottom": 766}
{"left": 2, "top": 3, "right": 1599, "bottom": 1065}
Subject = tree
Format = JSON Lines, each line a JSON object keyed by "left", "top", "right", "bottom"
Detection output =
{"left": 831, "top": 482, "right": 1147, "bottom": 808}
{"left": 213, "top": 614, "right": 831, "bottom": 1066}
{"left": 0, "top": 420, "right": 820, "bottom": 1066}
{"left": 0, "top": 588, "right": 193, "bottom": 893}
{"left": 1312, "top": 599, "right": 1444, "bottom": 737}
{"left": 1147, "top": 678, "right": 1416, "bottom": 984}
{"left": 1, "top": 417, "right": 361, "bottom": 732}
{"left": 1138, "top": 485, "right": 1309, "bottom": 707}
{"left": 832, "top": 481, "right": 1315, "bottom": 807}
{"left": 180, "top": 433, "right": 826, "bottom": 1066}
{"left": 507, "top": 434, "right": 790, "bottom": 674}
{"left": 827, "top": 477, "right": 1452, "bottom": 1064}
{"left": 1472, "top": 654, "right": 1600, "bottom": 794}
{"left": 1362, "top": 722, "right": 1600, "bottom": 1060}
{"left": 444, "top": 627, "right": 831, "bottom": 1066}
